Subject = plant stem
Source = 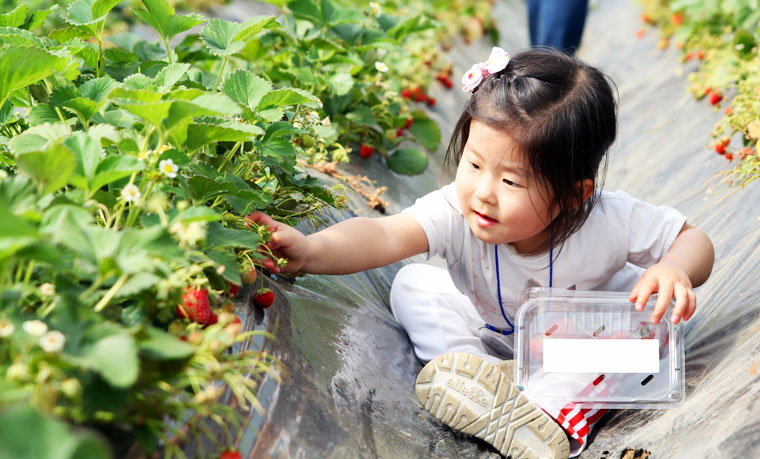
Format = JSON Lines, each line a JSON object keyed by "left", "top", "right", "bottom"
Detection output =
{"left": 94, "top": 273, "right": 129, "bottom": 312}
{"left": 163, "top": 37, "right": 173, "bottom": 64}
{"left": 214, "top": 55, "right": 230, "bottom": 91}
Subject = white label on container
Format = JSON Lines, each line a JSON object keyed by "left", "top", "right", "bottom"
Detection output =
{"left": 543, "top": 339, "right": 660, "bottom": 373}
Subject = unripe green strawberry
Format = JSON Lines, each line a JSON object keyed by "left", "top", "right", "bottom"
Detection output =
{"left": 301, "top": 135, "right": 316, "bottom": 148}
{"left": 385, "top": 129, "right": 397, "bottom": 142}
{"left": 242, "top": 267, "right": 257, "bottom": 285}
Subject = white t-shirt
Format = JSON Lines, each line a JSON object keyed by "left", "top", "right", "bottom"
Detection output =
{"left": 401, "top": 183, "right": 687, "bottom": 328}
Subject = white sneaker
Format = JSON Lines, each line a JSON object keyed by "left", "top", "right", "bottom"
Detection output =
{"left": 415, "top": 353, "right": 570, "bottom": 459}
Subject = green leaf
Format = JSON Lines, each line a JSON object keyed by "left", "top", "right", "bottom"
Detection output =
{"left": 27, "top": 104, "right": 62, "bottom": 126}
{"left": 65, "top": 0, "right": 121, "bottom": 28}
{"left": 78, "top": 76, "right": 119, "bottom": 102}
{"left": 185, "top": 176, "right": 237, "bottom": 203}
{"left": 22, "top": 6, "right": 59, "bottom": 31}
{"left": 288, "top": 0, "right": 324, "bottom": 25}
{"left": 14, "top": 143, "right": 77, "bottom": 195}
{"left": 320, "top": 0, "right": 364, "bottom": 25}
{"left": 186, "top": 116, "right": 264, "bottom": 151}
{"left": 257, "top": 87, "right": 319, "bottom": 109}
{"left": 90, "top": 155, "right": 144, "bottom": 191}
{"left": 0, "top": 201, "right": 38, "bottom": 261}
{"left": 154, "top": 63, "right": 191, "bottom": 91}
{"left": 0, "top": 5, "right": 27, "bottom": 28}
{"left": 0, "top": 26, "right": 46, "bottom": 47}
{"left": 80, "top": 332, "right": 139, "bottom": 388}
{"left": 114, "top": 271, "right": 161, "bottom": 298}
{"left": 409, "top": 112, "right": 441, "bottom": 152}
{"left": 201, "top": 16, "right": 279, "bottom": 56}
{"left": 206, "top": 248, "right": 241, "bottom": 284}
{"left": 327, "top": 72, "right": 353, "bottom": 97}
{"left": 221, "top": 69, "right": 272, "bottom": 109}
{"left": 175, "top": 206, "right": 222, "bottom": 223}
{"left": 8, "top": 123, "right": 70, "bottom": 155}
{"left": 387, "top": 146, "right": 428, "bottom": 175}
{"left": 346, "top": 105, "right": 375, "bottom": 127}
{"left": 133, "top": 0, "right": 205, "bottom": 43}
{"left": 138, "top": 327, "right": 194, "bottom": 360}
{"left": 205, "top": 222, "right": 260, "bottom": 250}
{"left": 0, "top": 46, "right": 72, "bottom": 107}
{"left": 65, "top": 132, "right": 102, "bottom": 184}
{"left": 0, "top": 405, "right": 110, "bottom": 459}
{"left": 61, "top": 97, "right": 101, "bottom": 123}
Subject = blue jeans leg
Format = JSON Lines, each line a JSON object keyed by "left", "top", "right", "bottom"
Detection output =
{"left": 526, "top": 0, "right": 588, "bottom": 55}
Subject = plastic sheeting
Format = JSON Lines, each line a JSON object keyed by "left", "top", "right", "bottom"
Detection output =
{"left": 221, "top": 1, "right": 760, "bottom": 457}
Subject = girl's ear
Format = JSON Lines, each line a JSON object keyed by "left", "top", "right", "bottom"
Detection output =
{"left": 573, "top": 179, "right": 594, "bottom": 209}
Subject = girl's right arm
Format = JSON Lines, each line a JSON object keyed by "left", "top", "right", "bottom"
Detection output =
{"left": 246, "top": 212, "right": 429, "bottom": 275}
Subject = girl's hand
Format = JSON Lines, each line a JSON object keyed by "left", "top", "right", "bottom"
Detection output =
{"left": 629, "top": 262, "right": 696, "bottom": 325}
{"left": 246, "top": 212, "right": 309, "bottom": 274}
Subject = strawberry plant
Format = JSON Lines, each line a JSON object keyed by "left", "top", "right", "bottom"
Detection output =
{"left": 639, "top": 0, "right": 760, "bottom": 190}
{"left": 0, "top": 0, "right": 499, "bottom": 456}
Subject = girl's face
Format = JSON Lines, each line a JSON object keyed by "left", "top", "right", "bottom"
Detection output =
{"left": 455, "top": 119, "right": 555, "bottom": 254}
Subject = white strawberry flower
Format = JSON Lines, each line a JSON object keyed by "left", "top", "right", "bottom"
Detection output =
{"left": 0, "top": 320, "right": 14, "bottom": 338}
{"left": 159, "top": 158, "right": 178, "bottom": 178}
{"left": 39, "top": 330, "right": 65, "bottom": 353}
{"left": 369, "top": 1, "right": 382, "bottom": 17}
{"left": 375, "top": 61, "right": 388, "bottom": 73}
{"left": 462, "top": 62, "right": 486, "bottom": 92}
{"left": 39, "top": 283, "right": 56, "bottom": 297}
{"left": 22, "top": 320, "right": 48, "bottom": 336}
{"left": 121, "top": 183, "right": 141, "bottom": 202}
{"left": 484, "top": 47, "right": 510, "bottom": 74}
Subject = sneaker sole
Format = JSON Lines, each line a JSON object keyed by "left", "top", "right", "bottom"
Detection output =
{"left": 415, "top": 353, "right": 569, "bottom": 459}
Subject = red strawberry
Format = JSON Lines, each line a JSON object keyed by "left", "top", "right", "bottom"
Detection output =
{"left": 725, "top": 153, "right": 733, "bottom": 161}
{"left": 360, "top": 144, "right": 374, "bottom": 159}
{"left": 683, "top": 52, "right": 692, "bottom": 62}
{"left": 715, "top": 143, "right": 726, "bottom": 155}
{"left": 196, "top": 307, "right": 217, "bottom": 326}
{"left": 695, "top": 50, "right": 704, "bottom": 60}
{"left": 401, "top": 89, "right": 412, "bottom": 99}
{"left": 396, "top": 128, "right": 404, "bottom": 137}
{"left": 178, "top": 287, "right": 216, "bottom": 325}
{"left": 413, "top": 92, "right": 427, "bottom": 102}
{"left": 709, "top": 92, "right": 723, "bottom": 105}
{"left": 405, "top": 117, "right": 413, "bottom": 129}
{"left": 220, "top": 450, "right": 243, "bottom": 459}
{"left": 672, "top": 13, "right": 683, "bottom": 26}
{"left": 254, "top": 288, "right": 275, "bottom": 309}
{"left": 226, "top": 282, "right": 239, "bottom": 298}
{"left": 426, "top": 97, "right": 436, "bottom": 107}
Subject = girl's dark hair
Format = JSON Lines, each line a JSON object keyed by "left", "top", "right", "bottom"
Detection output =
{"left": 445, "top": 48, "right": 617, "bottom": 254}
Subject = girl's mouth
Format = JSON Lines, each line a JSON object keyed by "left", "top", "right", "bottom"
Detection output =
{"left": 474, "top": 211, "right": 498, "bottom": 227}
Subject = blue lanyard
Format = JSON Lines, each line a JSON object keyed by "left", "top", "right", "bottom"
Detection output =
{"left": 485, "top": 229, "right": 553, "bottom": 336}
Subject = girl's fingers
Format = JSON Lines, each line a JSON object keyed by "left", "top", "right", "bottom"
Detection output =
{"left": 651, "top": 281, "right": 673, "bottom": 324}
{"left": 634, "top": 277, "right": 656, "bottom": 311}
{"left": 670, "top": 283, "right": 688, "bottom": 324}
{"left": 684, "top": 290, "right": 697, "bottom": 321}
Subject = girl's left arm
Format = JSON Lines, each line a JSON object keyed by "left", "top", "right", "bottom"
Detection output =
{"left": 629, "top": 222, "right": 715, "bottom": 324}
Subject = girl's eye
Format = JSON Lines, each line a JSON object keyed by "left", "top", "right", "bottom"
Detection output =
{"left": 469, "top": 162, "right": 480, "bottom": 170}
{"left": 503, "top": 178, "right": 516, "bottom": 186}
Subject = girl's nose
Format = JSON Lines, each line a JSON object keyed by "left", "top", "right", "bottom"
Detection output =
{"left": 473, "top": 176, "right": 497, "bottom": 203}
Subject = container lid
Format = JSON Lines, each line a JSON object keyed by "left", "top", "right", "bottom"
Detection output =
{"left": 515, "top": 288, "right": 684, "bottom": 410}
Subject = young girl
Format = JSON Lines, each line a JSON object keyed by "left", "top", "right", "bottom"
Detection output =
{"left": 248, "top": 48, "right": 714, "bottom": 458}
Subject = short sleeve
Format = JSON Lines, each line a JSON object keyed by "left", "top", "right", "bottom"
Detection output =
{"left": 601, "top": 190, "right": 687, "bottom": 268}
{"left": 400, "top": 183, "right": 464, "bottom": 263}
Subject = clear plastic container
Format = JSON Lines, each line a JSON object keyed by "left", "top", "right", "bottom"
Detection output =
{"left": 515, "top": 288, "right": 684, "bottom": 409}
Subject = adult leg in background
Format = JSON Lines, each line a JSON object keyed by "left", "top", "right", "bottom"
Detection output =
{"left": 526, "top": 0, "right": 589, "bottom": 55}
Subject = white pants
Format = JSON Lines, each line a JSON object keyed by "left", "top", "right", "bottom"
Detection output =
{"left": 389, "top": 263, "right": 514, "bottom": 365}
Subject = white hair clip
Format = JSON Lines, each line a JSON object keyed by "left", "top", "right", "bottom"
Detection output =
{"left": 461, "top": 47, "right": 511, "bottom": 93}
